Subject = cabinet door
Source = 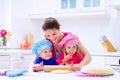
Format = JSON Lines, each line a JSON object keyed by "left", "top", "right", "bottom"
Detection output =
{"left": 22, "top": 54, "right": 34, "bottom": 69}
{"left": 9, "top": 53, "right": 23, "bottom": 68}
{"left": 105, "top": 56, "right": 120, "bottom": 66}
{"left": 0, "top": 55, "right": 10, "bottom": 69}
{"left": 88, "top": 56, "right": 105, "bottom": 65}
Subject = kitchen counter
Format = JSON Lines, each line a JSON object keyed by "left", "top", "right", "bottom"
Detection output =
{"left": 89, "top": 51, "right": 120, "bottom": 56}
{"left": 0, "top": 49, "right": 32, "bottom": 55}
{"left": 0, "top": 49, "right": 120, "bottom": 69}
{"left": 1, "top": 71, "right": 120, "bottom": 80}
{"left": 0, "top": 49, "right": 33, "bottom": 69}
{"left": 0, "top": 49, "right": 120, "bottom": 56}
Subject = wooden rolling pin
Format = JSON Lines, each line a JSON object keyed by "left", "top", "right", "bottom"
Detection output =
{"left": 43, "top": 65, "right": 72, "bottom": 72}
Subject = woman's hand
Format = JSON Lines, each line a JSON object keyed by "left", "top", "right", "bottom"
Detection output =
{"left": 32, "top": 62, "right": 44, "bottom": 72}
{"left": 71, "top": 64, "right": 81, "bottom": 71}
{"left": 64, "top": 62, "right": 81, "bottom": 71}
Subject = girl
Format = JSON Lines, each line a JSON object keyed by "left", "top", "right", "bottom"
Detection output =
{"left": 57, "top": 33, "right": 83, "bottom": 67}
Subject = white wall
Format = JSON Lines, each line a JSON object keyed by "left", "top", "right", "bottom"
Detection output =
{"left": 1, "top": 0, "right": 120, "bottom": 51}
{"left": 0, "top": 0, "right": 4, "bottom": 27}
{"left": 106, "top": 9, "right": 120, "bottom": 51}
{"left": 58, "top": 16, "right": 109, "bottom": 51}
{"left": 9, "top": 0, "right": 44, "bottom": 48}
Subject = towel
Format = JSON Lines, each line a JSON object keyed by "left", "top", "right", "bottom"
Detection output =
{"left": 0, "top": 70, "right": 6, "bottom": 76}
{"left": 6, "top": 69, "right": 28, "bottom": 77}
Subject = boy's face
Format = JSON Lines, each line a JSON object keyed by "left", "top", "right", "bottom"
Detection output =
{"left": 44, "top": 29, "right": 61, "bottom": 43}
{"left": 39, "top": 48, "right": 52, "bottom": 60}
{"left": 65, "top": 44, "right": 77, "bottom": 55}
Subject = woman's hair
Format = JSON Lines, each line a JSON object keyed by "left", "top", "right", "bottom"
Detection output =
{"left": 42, "top": 17, "right": 60, "bottom": 31}
{"left": 76, "top": 44, "right": 80, "bottom": 52}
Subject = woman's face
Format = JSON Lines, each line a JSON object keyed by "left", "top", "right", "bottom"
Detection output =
{"left": 65, "top": 44, "right": 77, "bottom": 55}
{"left": 39, "top": 48, "right": 52, "bottom": 60}
{"left": 44, "top": 29, "right": 61, "bottom": 43}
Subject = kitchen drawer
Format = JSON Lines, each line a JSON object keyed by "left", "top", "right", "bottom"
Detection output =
{"left": 0, "top": 62, "right": 10, "bottom": 69}
{"left": 105, "top": 56, "right": 120, "bottom": 66}
{"left": 0, "top": 56, "right": 10, "bottom": 61}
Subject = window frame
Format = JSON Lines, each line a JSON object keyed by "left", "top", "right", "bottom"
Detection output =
{"left": 61, "top": 0, "right": 77, "bottom": 9}
{"left": 59, "top": 0, "right": 105, "bottom": 12}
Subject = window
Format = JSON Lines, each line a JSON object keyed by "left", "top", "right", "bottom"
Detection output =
{"left": 61, "top": 0, "right": 104, "bottom": 10}
{"left": 84, "top": 0, "right": 100, "bottom": 7}
{"left": 61, "top": 0, "right": 76, "bottom": 9}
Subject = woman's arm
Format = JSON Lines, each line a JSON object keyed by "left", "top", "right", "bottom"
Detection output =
{"left": 78, "top": 39, "right": 91, "bottom": 67}
{"left": 72, "top": 39, "right": 91, "bottom": 71}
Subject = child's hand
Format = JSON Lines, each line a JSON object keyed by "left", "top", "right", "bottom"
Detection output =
{"left": 65, "top": 53, "right": 73, "bottom": 61}
{"left": 32, "top": 62, "right": 44, "bottom": 72}
{"left": 39, "top": 61, "right": 44, "bottom": 71}
{"left": 71, "top": 64, "right": 81, "bottom": 71}
{"left": 32, "top": 64, "right": 40, "bottom": 72}
{"left": 62, "top": 54, "right": 72, "bottom": 64}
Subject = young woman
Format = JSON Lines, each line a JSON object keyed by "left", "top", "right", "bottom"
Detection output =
{"left": 32, "top": 17, "right": 91, "bottom": 71}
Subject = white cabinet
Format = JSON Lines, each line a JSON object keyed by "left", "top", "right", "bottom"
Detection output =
{"left": 109, "top": 0, "right": 120, "bottom": 5}
{"left": 89, "top": 51, "right": 120, "bottom": 68}
{"left": 31, "top": 0, "right": 58, "bottom": 14}
{"left": 0, "top": 55, "right": 10, "bottom": 69}
{"left": 30, "top": 0, "right": 106, "bottom": 19}
{"left": 108, "top": 0, "right": 120, "bottom": 10}
{"left": 0, "top": 50, "right": 34, "bottom": 69}
{"left": 22, "top": 54, "right": 34, "bottom": 69}
{"left": 105, "top": 56, "right": 120, "bottom": 66}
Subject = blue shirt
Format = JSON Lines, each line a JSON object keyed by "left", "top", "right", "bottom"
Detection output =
{"left": 35, "top": 57, "right": 58, "bottom": 65}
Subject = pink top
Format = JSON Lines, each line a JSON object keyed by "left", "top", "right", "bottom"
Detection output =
{"left": 57, "top": 52, "right": 83, "bottom": 64}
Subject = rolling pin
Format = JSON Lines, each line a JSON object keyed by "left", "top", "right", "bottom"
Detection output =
{"left": 43, "top": 65, "right": 72, "bottom": 72}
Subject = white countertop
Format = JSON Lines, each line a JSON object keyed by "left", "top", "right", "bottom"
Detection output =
{"left": 1, "top": 71, "right": 120, "bottom": 80}
{"left": 0, "top": 49, "right": 32, "bottom": 55}
{"left": 89, "top": 51, "right": 120, "bottom": 56}
{"left": 0, "top": 49, "right": 120, "bottom": 56}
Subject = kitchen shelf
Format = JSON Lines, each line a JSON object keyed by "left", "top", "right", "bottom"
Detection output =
{"left": 110, "top": 4, "right": 120, "bottom": 10}
{"left": 29, "top": 11, "right": 108, "bottom": 20}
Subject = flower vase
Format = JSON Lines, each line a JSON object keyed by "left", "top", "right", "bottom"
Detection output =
{"left": 2, "top": 37, "right": 7, "bottom": 46}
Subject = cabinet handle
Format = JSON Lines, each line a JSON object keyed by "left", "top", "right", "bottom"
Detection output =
{"left": 119, "top": 59, "right": 120, "bottom": 64}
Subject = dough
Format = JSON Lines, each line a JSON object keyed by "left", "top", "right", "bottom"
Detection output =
{"left": 51, "top": 70, "right": 71, "bottom": 74}
{"left": 81, "top": 65, "right": 114, "bottom": 75}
